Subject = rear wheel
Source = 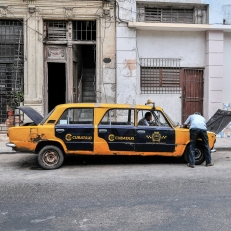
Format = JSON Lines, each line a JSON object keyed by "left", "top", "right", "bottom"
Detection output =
{"left": 184, "top": 143, "right": 205, "bottom": 165}
{"left": 38, "top": 145, "right": 64, "bottom": 170}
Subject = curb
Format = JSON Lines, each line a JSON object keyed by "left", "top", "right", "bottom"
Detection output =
{"left": 214, "top": 147, "right": 231, "bottom": 152}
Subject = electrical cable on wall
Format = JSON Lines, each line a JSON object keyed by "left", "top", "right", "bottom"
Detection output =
{"left": 6, "top": 8, "right": 43, "bottom": 36}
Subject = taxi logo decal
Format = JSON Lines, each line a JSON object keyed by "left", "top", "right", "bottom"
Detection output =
{"left": 146, "top": 132, "right": 167, "bottom": 143}
{"left": 108, "top": 134, "right": 134, "bottom": 142}
{"left": 65, "top": 134, "right": 92, "bottom": 141}
{"left": 108, "top": 134, "right": 115, "bottom": 141}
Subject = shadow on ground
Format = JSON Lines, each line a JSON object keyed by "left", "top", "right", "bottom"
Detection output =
{"left": 14, "top": 154, "right": 186, "bottom": 170}
{"left": 63, "top": 155, "right": 185, "bottom": 166}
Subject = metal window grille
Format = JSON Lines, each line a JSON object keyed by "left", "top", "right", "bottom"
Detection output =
{"left": 140, "top": 58, "right": 181, "bottom": 94}
{"left": 145, "top": 8, "right": 194, "bottom": 23}
{"left": 73, "top": 21, "right": 96, "bottom": 41}
{"left": 137, "top": 5, "right": 207, "bottom": 24}
{"left": 0, "top": 20, "right": 24, "bottom": 128}
{"left": 46, "top": 21, "right": 67, "bottom": 40}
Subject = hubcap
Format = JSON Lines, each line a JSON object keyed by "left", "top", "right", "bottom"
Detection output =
{"left": 42, "top": 150, "right": 59, "bottom": 166}
{"left": 195, "top": 148, "right": 202, "bottom": 160}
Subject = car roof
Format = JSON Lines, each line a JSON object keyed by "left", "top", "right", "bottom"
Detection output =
{"left": 55, "top": 103, "right": 163, "bottom": 111}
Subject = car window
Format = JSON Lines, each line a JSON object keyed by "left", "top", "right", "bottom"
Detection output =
{"left": 57, "top": 108, "right": 93, "bottom": 125}
{"left": 100, "top": 109, "right": 134, "bottom": 125}
{"left": 137, "top": 110, "right": 170, "bottom": 127}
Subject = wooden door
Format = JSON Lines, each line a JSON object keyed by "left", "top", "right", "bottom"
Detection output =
{"left": 182, "top": 69, "right": 204, "bottom": 123}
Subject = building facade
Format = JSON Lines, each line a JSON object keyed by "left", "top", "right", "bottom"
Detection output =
{"left": 0, "top": 0, "right": 116, "bottom": 131}
{"left": 116, "top": 0, "right": 231, "bottom": 128}
{"left": 1, "top": 0, "right": 231, "bottom": 137}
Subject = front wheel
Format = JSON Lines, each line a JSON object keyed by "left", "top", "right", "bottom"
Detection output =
{"left": 38, "top": 145, "right": 64, "bottom": 170}
{"left": 184, "top": 143, "right": 205, "bottom": 165}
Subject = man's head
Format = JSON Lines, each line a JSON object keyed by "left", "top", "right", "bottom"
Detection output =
{"left": 145, "top": 112, "right": 152, "bottom": 121}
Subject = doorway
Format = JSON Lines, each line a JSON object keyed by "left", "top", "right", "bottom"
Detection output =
{"left": 182, "top": 69, "right": 204, "bottom": 123}
{"left": 48, "top": 63, "right": 66, "bottom": 112}
{"left": 81, "top": 45, "right": 96, "bottom": 102}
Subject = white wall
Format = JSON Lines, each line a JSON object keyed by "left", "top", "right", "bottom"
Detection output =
{"left": 136, "top": 30, "right": 205, "bottom": 67}
{"left": 223, "top": 33, "right": 231, "bottom": 102}
{"left": 137, "top": 95, "right": 182, "bottom": 124}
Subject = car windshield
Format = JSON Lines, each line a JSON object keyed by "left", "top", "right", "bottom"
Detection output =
{"left": 162, "top": 110, "right": 178, "bottom": 127}
{"left": 40, "top": 108, "right": 55, "bottom": 125}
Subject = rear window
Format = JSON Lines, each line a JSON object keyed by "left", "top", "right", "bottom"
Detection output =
{"left": 57, "top": 108, "right": 94, "bottom": 125}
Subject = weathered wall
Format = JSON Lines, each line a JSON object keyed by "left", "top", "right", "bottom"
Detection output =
{"left": 0, "top": 0, "right": 116, "bottom": 115}
{"left": 116, "top": 0, "right": 137, "bottom": 105}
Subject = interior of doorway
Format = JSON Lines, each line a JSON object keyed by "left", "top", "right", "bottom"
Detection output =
{"left": 48, "top": 62, "right": 66, "bottom": 112}
{"left": 73, "top": 44, "right": 96, "bottom": 103}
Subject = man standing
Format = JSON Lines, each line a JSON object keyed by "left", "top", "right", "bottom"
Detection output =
{"left": 183, "top": 112, "right": 214, "bottom": 168}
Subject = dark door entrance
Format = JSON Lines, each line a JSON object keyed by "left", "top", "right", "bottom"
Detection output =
{"left": 81, "top": 45, "right": 96, "bottom": 102}
{"left": 48, "top": 63, "right": 66, "bottom": 112}
{"left": 182, "top": 69, "right": 204, "bottom": 123}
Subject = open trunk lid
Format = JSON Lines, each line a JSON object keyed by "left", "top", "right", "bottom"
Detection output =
{"left": 17, "top": 106, "right": 44, "bottom": 125}
{"left": 206, "top": 109, "right": 231, "bottom": 134}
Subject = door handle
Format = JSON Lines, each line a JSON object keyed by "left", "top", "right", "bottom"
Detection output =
{"left": 98, "top": 129, "right": 107, "bottom": 133}
{"left": 56, "top": 129, "right": 65, "bottom": 133}
{"left": 137, "top": 130, "right": 145, "bottom": 134}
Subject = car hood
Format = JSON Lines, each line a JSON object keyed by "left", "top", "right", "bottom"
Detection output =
{"left": 206, "top": 109, "right": 231, "bottom": 134}
{"left": 17, "top": 106, "right": 44, "bottom": 125}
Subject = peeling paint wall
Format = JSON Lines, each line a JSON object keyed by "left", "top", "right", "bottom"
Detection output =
{"left": 116, "top": 0, "right": 137, "bottom": 105}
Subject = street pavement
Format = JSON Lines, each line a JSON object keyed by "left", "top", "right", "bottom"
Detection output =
{"left": 0, "top": 135, "right": 231, "bottom": 153}
{"left": 1, "top": 151, "right": 231, "bottom": 230}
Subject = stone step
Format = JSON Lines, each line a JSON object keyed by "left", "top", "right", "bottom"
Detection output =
{"left": 82, "top": 91, "right": 95, "bottom": 97}
{"left": 82, "top": 82, "right": 94, "bottom": 87}
{"left": 83, "top": 86, "right": 95, "bottom": 91}
{"left": 82, "top": 96, "right": 96, "bottom": 102}
{"left": 82, "top": 75, "right": 95, "bottom": 80}
{"left": 83, "top": 68, "right": 95, "bottom": 73}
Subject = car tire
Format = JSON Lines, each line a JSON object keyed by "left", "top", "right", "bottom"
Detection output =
{"left": 38, "top": 145, "right": 64, "bottom": 170}
{"left": 184, "top": 143, "right": 205, "bottom": 165}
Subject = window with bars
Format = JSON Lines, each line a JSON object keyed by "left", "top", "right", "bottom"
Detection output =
{"left": 0, "top": 20, "right": 24, "bottom": 124}
{"left": 45, "top": 21, "right": 96, "bottom": 41}
{"left": 73, "top": 21, "right": 96, "bottom": 41}
{"left": 145, "top": 8, "right": 194, "bottom": 23}
{"left": 137, "top": 5, "right": 207, "bottom": 24}
{"left": 46, "top": 21, "right": 67, "bottom": 40}
{"left": 140, "top": 58, "right": 181, "bottom": 94}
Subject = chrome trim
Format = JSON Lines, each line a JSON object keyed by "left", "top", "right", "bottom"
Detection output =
{"left": 6, "top": 142, "right": 16, "bottom": 148}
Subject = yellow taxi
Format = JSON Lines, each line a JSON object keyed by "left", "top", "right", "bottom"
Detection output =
{"left": 6, "top": 101, "right": 216, "bottom": 169}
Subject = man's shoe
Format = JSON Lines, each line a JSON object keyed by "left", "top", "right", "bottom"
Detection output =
{"left": 205, "top": 163, "right": 214, "bottom": 167}
{"left": 187, "top": 163, "right": 195, "bottom": 168}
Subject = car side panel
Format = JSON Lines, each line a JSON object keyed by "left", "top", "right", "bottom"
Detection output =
{"left": 7, "top": 125, "right": 55, "bottom": 152}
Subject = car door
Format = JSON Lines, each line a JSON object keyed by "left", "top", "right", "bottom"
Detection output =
{"left": 98, "top": 109, "right": 136, "bottom": 151}
{"left": 136, "top": 110, "right": 175, "bottom": 152}
{"left": 55, "top": 108, "right": 94, "bottom": 151}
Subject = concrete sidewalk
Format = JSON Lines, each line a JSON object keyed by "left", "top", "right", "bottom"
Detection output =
{"left": 0, "top": 135, "right": 230, "bottom": 154}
